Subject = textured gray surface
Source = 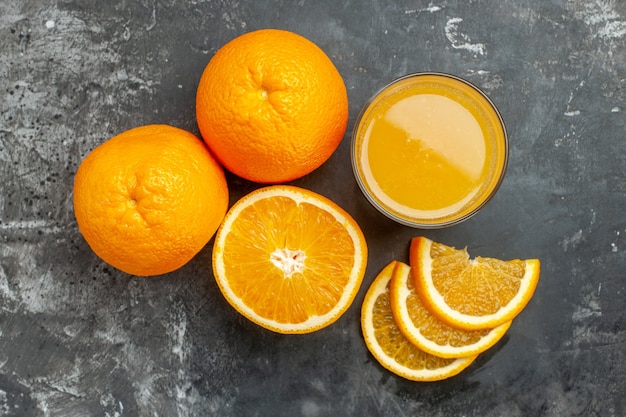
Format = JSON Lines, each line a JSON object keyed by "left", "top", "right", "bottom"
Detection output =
{"left": 1, "top": 1, "right": 625, "bottom": 416}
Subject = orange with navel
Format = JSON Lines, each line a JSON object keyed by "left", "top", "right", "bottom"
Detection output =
{"left": 73, "top": 124, "right": 229, "bottom": 276}
{"left": 196, "top": 29, "right": 348, "bottom": 183}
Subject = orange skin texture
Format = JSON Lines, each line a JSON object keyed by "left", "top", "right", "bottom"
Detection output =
{"left": 196, "top": 29, "right": 349, "bottom": 184}
{"left": 73, "top": 124, "right": 229, "bottom": 276}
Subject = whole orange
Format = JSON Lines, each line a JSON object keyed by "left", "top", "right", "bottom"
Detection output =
{"left": 196, "top": 29, "right": 349, "bottom": 184}
{"left": 73, "top": 124, "right": 229, "bottom": 277}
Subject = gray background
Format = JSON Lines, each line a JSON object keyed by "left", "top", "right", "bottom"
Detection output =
{"left": 1, "top": 0, "right": 625, "bottom": 416}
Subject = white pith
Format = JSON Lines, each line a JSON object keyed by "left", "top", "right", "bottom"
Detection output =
{"left": 270, "top": 248, "right": 306, "bottom": 278}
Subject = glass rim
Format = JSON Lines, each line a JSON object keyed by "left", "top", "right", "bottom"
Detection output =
{"left": 350, "top": 71, "right": 509, "bottom": 229}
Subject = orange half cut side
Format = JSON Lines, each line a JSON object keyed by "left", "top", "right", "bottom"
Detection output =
{"left": 212, "top": 185, "right": 368, "bottom": 334}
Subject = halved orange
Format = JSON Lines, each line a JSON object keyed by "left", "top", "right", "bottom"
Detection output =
{"left": 212, "top": 185, "right": 367, "bottom": 334}
{"left": 390, "top": 261, "right": 511, "bottom": 358}
{"left": 411, "top": 236, "right": 540, "bottom": 330}
{"left": 361, "top": 261, "right": 477, "bottom": 381}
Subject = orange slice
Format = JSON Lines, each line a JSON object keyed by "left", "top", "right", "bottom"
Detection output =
{"left": 390, "top": 261, "right": 511, "bottom": 358}
{"left": 212, "top": 185, "right": 368, "bottom": 334}
{"left": 411, "top": 236, "right": 540, "bottom": 330}
{"left": 361, "top": 261, "right": 477, "bottom": 381}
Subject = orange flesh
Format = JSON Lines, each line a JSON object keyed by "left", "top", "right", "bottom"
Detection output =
{"left": 403, "top": 268, "right": 493, "bottom": 345}
{"left": 428, "top": 242, "right": 524, "bottom": 316}
{"left": 372, "top": 285, "right": 457, "bottom": 370}
{"left": 221, "top": 196, "right": 356, "bottom": 324}
{"left": 355, "top": 75, "right": 507, "bottom": 224}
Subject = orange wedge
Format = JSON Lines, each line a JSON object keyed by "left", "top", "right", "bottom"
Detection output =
{"left": 361, "top": 261, "right": 477, "bottom": 381}
{"left": 390, "top": 261, "right": 511, "bottom": 358}
{"left": 411, "top": 236, "right": 540, "bottom": 330}
{"left": 212, "top": 185, "right": 367, "bottom": 334}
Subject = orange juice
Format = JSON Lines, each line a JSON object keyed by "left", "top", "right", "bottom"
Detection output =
{"left": 351, "top": 73, "right": 508, "bottom": 228}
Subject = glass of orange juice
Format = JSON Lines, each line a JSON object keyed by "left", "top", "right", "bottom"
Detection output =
{"left": 351, "top": 72, "right": 508, "bottom": 228}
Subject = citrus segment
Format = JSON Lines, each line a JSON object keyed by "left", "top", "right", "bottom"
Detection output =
{"left": 73, "top": 124, "right": 228, "bottom": 277}
{"left": 212, "top": 185, "right": 367, "bottom": 334}
{"left": 411, "top": 236, "right": 541, "bottom": 330}
{"left": 390, "top": 261, "right": 511, "bottom": 358}
{"left": 196, "top": 29, "right": 348, "bottom": 183}
{"left": 361, "top": 261, "right": 477, "bottom": 382}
